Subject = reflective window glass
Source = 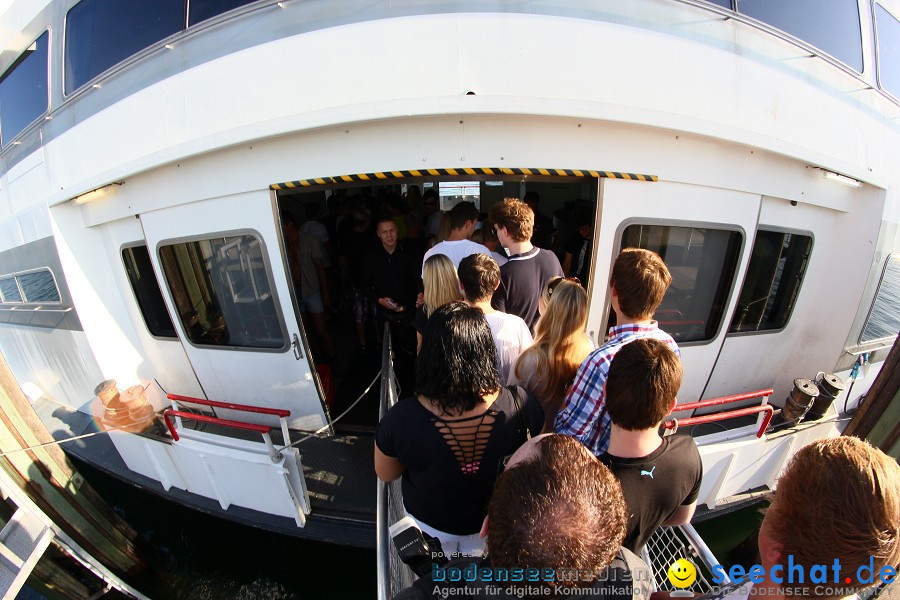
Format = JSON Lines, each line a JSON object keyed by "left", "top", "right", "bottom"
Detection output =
{"left": 735, "top": 0, "right": 863, "bottom": 71}
{"left": 0, "top": 277, "right": 22, "bottom": 303}
{"left": 159, "top": 235, "right": 285, "bottom": 349}
{"left": 729, "top": 231, "right": 811, "bottom": 333}
{"left": 0, "top": 31, "right": 49, "bottom": 146}
{"left": 123, "top": 245, "right": 176, "bottom": 338}
{"left": 65, "top": 0, "right": 184, "bottom": 94}
{"left": 18, "top": 270, "right": 61, "bottom": 303}
{"left": 189, "top": 0, "right": 259, "bottom": 25}
{"left": 703, "top": 0, "right": 733, "bottom": 8}
{"left": 860, "top": 255, "right": 900, "bottom": 343}
{"left": 621, "top": 225, "right": 742, "bottom": 342}
{"left": 875, "top": 4, "right": 900, "bottom": 98}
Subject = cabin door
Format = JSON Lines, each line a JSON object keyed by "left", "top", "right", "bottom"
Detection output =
{"left": 701, "top": 196, "right": 861, "bottom": 403}
{"left": 588, "top": 179, "right": 760, "bottom": 404}
{"left": 138, "top": 191, "right": 330, "bottom": 432}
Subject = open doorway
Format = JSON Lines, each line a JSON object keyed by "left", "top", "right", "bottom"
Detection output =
{"left": 275, "top": 174, "right": 599, "bottom": 431}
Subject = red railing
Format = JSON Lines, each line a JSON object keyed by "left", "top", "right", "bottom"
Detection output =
{"left": 166, "top": 394, "right": 290, "bottom": 417}
{"left": 664, "top": 388, "right": 775, "bottom": 438}
{"left": 162, "top": 409, "right": 270, "bottom": 441}
{"left": 163, "top": 409, "right": 282, "bottom": 460}
{"left": 166, "top": 393, "right": 292, "bottom": 447}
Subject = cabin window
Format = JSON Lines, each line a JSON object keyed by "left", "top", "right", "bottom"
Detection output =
{"left": 0, "top": 270, "right": 61, "bottom": 304}
{"left": 64, "top": 0, "right": 184, "bottom": 94}
{"left": 875, "top": 4, "right": 900, "bottom": 99}
{"left": 729, "top": 231, "right": 812, "bottom": 333}
{"left": 189, "top": 0, "right": 260, "bottom": 26}
{"left": 702, "top": 0, "right": 733, "bottom": 8}
{"left": 0, "top": 277, "right": 23, "bottom": 303}
{"left": 860, "top": 255, "right": 900, "bottom": 343}
{"left": 17, "top": 269, "right": 61, "bottom": 303}
{"left": 122, "top": 245, "right": 177, "bottom": 338}
{"left": 158, "top": 234, "right": 286, "bottom": 350}
{"left": 734, "top": 0, "right": 863, "bottom": 71}
{"left": 0, "top": 31, "right": 49, "bottom": 146}
{"left": 620, "top": 224, "right": 742, "bottom": 343}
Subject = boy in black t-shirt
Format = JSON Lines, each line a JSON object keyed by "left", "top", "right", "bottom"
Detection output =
{"left": 599, "top": 338, "right": 702, "bottom": 554}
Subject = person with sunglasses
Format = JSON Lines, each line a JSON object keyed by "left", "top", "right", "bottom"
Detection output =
{"left": 510, "top": 276, "right": 594, "bottom": 431}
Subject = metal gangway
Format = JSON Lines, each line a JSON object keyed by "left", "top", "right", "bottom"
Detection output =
{"left": 0, "top": 462, "right": 148, "bottom": 599}
{"left": 374, "top": 322, "right": 728, "bottom": 599}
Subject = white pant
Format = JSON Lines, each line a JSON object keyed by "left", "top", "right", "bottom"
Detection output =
{"left": 408, "top": 513, "right": 486, "bottom": 559}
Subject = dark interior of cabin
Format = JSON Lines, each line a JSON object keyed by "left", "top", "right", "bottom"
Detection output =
{"left": 276, "top": 176, "right": 599, "bottom": 432}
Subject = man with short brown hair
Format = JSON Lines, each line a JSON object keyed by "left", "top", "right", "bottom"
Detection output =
{"left": 556, "top": 248, "right": 678, "bottom": 457}
{"left": 489, "top": 197, "right": 563, "bottom": 329}
{"left": 600, "top": 338, "right": 701, "bottom": 554}
{"left": 421, "top": 201, "right": 490, "bottom": 276}
{"left": 698, "top": 436, "right": 900, "bottom": 600}
{"left": 457, "top": 254, "right": 532, "bottom": 382}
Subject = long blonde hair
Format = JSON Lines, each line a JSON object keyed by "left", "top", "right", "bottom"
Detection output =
{"left": 423, "top": 254, "right": 462, "bottom": 316}
{"left": 515, "top": 277, "right": 591, "bottom": 405}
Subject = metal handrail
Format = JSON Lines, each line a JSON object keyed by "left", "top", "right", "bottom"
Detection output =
{"left": 376, "top": 323, "right": 414, "bottom": 600}
{"left": 665, "top": 388, "right": 775, "bottom": 438}
{"left": 167, "top": 393, "right": 292, "bottom": 447}
{"left": 376, "top": 322, "right": 394, "bottom": 600}
{"left": 376, "top": 323, "right": 393, "bottom": 600}
{"left": 671, "top": 388, "right": 774, "bottom": 413}
{"left": 680, "top": 524, "right": 730, "bottom": 585}
{"left": 166, "top": 393, "right": 291, "bottom": 417}
{"left": 162, "top": 409, "right": 282, "bottom": 461}
{"left": 665, "top": 404, "right": 775, "bottom": 438}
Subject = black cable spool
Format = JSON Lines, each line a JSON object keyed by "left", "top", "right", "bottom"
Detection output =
{"left": 782, "top": 378, "right": 819, "bottom": 422}
{"left": 804, "top": 373, "right": 846, "bottom": 421}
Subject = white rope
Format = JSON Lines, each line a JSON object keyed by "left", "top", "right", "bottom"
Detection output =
{"left": 278, "top": 368, "right": 382, "bottom": 451}
{"left": 1, "top": 369, "right": 384, "bottom": 458}
{"left": 0, "top": 429, "right": 110, "bottom": 458}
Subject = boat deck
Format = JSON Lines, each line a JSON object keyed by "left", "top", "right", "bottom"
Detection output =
{"left": 32, "top": 397, "right": 377, "bottom": 548}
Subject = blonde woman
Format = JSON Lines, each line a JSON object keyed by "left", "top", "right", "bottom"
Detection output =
{"left": 509, "top": 277, "right": 594, "bottom": 431}
{"left": 414, "top": 254, "right": 463, "bottom": 352}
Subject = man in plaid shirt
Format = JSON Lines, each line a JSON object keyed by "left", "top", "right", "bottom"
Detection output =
{"left": 555, "top": 248, "right": 680, "bottom": 457}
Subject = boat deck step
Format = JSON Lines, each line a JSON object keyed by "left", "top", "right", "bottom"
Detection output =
{"left": 0, "top": 507, "right": 54, "bottom": 598}
{"left": 176, "top": 418, "right": 376, "bottom": 518}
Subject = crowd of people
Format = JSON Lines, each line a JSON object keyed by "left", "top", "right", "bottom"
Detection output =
{"left": 283, "top": 188, "right": 899, "bottom": 600}
{"left": 280, "top": 188, "right": 587, "bottom": 359}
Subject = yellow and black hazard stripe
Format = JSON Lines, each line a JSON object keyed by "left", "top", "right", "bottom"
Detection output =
{"left": 270, "top": 167, "right": 656, "bottom": 190}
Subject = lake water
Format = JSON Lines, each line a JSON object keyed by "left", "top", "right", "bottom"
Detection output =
{"left": 72, "top": 458, "right": 376, "bottom": 599}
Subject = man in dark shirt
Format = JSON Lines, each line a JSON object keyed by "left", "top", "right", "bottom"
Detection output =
{"left": 340, "top": 208, "right": 377, "bottom": 349}
{"left": 523, "top": 191, "right": 555, "bottom": 250}
{"left": 394, "top": 434, "right": 652, "bottom": 600}
{"left": 599, "top": 338, "right": 701, "bottom": 554}
{"left": 361, "top": 217, "right": 422, "bottom": 328}
{"left": 489, "top": 197, "right": 563, "bottom": 330}
{"left": 696, "top": 437, "right": 900, "bottom": 600}
{"left": 563, "top": 207, "right": 594, "bottom": 288}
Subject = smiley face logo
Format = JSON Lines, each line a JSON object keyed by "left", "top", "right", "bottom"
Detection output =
{"left": 667, "top": 558, "right": 697, "bottom": 588}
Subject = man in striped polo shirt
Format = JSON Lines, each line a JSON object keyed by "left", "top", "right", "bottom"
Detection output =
{"left": 555, "top": 248, "right": 680, "bottom": 457}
